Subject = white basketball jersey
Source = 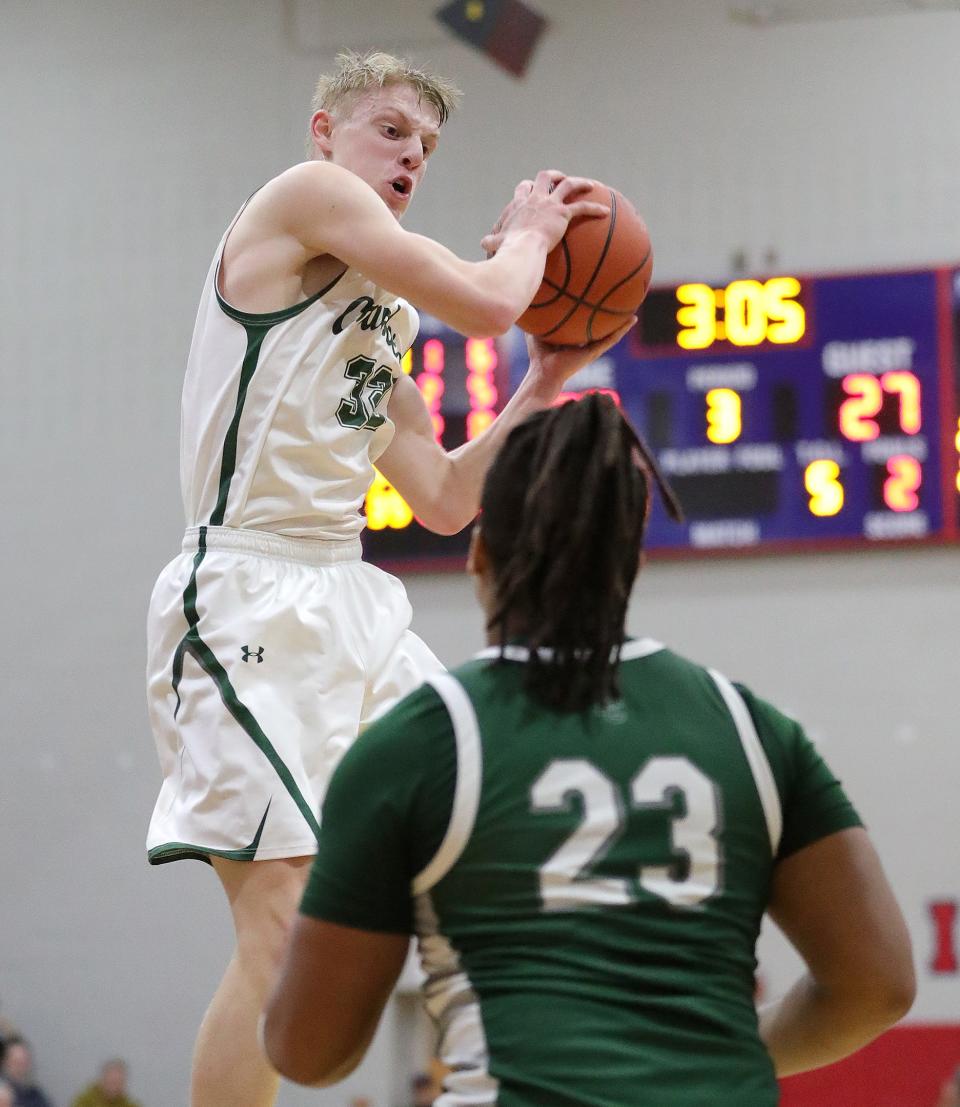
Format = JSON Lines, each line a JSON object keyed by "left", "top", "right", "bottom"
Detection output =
{"left": 179, "top": 218, "right": 419, "bottom": 540}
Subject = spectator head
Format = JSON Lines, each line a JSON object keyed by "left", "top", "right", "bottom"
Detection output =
{"left": 0, "top": 1038, "right": 31, "bottom": 1084}
{"left": 98, "top": 1058, "right": 129, "bottom": 1099}
{"left": 0, "top": 1080, "right": 13, "bottom": 1107}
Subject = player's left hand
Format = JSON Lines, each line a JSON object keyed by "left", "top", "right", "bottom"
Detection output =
{"left": 526, "top": 317, "right": 637, "bottom": 390}
{"left": 481, "top": 172, "right": 605, "bottom": 258}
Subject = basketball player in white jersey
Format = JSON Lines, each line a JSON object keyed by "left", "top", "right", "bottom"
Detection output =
{"left": 145, "top": 51, "right": 632, "bottom": 1107}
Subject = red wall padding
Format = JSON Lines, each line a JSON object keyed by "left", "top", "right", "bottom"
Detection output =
{"left": 779, "top": 1023, "right": 960, "bottom": 1107}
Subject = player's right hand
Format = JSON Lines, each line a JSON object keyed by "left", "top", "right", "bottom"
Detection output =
{"left": 480, "top": 170, "right": 608, "bottom": 257}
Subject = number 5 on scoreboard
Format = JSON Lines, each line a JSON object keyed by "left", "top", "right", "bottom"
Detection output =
{"left": 804, "top": 459, "right": 844, "bottom": 517}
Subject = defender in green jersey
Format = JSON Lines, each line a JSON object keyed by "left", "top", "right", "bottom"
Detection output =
{"left": 263, "top": 395, "right": 915, "bottom": 1106}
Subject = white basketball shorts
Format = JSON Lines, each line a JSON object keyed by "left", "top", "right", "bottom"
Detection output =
{"left": 145, "top": 525, "right": 444, "bottom": 864}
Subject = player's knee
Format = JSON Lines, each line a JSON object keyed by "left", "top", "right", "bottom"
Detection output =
{"left": 223, "top": 861, "right": 311, "bottom": 981}
{"left": 233, "top": 906, "right": 296, "bottom": 996}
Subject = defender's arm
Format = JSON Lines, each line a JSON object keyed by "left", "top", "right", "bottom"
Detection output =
{"left": 759, "top": 827, "right": 915, "bottom": 1076}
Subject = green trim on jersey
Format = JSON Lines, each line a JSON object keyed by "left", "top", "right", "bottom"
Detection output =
{"left": 301, "top": 644, "right": 863, "bottom": 1106}
{"left": 148, "top": 799, "right": 273, "bottom": 866}
{"left": 214, "top": 268, "right": 345, "bottom": 327}
{"left": 210, "top": 322, "right": 269, "bottom": 526}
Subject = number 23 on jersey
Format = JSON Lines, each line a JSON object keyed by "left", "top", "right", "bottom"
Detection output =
{"left": 531, "top": 756, "right": 722, "bottom": 911}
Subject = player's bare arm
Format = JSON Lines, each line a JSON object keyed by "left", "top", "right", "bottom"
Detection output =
{"left": 233, "top": 163, "right": 606, "bottom": 336}
{"left": 377, "top": 322, "right": 635, "bottom": 534}
{"left": 262, "top": 916, "right": 406, "bottom": 1087}
{"left": 758, "top": 826, "right": 915, "bottom": 1076}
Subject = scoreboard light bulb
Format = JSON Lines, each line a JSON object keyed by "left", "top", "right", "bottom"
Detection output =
{"left": 705, "top": 388, "right": 742, "bottom": 444}
{"left": 467, "top": 410, "right": 494, "bottom": 439}
{"left": 804, "top": 459, "right": 844, "bottom": 517}
{"left": 365, "top": 470, "right": 414, "bottom": 531}
{"left": 467, "top": 374, "right": 498, "bottom": 407}
{"left": 417, "top": 373, "right": 445, "bottom": 408}
{"left": 465, "top": 337, "right": 498, "bottom": 374}
{"left": 423, "top": 338, "right": 445, "bottom": 375}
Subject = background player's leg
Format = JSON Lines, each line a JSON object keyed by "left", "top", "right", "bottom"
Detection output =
{"left": 191, "top": 855, "right": 313, "bottom": 1107}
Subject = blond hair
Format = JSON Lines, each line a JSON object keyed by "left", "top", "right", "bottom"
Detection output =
{"left": 311, "top": 50, "right": 461, "bottom": 127}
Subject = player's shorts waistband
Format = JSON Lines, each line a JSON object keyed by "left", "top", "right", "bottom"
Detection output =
{"left": 182, "top": 526, "right": 362, "bottom": 566}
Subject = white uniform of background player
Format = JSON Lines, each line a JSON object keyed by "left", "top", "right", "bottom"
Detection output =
{"left": 143, "top": 50, "right": 632, "bottom": 1107}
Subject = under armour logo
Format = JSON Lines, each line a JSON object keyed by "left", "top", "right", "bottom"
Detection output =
{"left": 242, "top": 645, "right": 264, "bottom": 664}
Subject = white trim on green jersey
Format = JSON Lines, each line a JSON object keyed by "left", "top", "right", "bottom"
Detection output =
{"left": 467, "top": 640, "right": 781, "bottom": 856}
{"left": 415, "top": 892, "right": 498, "bottom": 1106}
{"left": 708, "top": 669, "right": 783, "bottom": 854}
{"left": 412, "top": 673, "right": 484, "bottom": 896}
{"left": 619, "top": 637, "right": 665, "bottom": 661}
{"left": 473, "top": 637, "right": 665, "bottom": 663}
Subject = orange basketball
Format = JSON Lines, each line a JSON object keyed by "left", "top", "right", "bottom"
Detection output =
{"left": 517, "top": 182, "right": 653, "bottom": 346}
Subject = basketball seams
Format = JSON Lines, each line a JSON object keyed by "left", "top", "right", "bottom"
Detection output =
{"left": 536, "top": 283, "right": 637, "bottom": 317}
{"left": 533, "top": 245, "right": 652, "bottom": 340}
{"left": 536, "top": 188, "right": 619, "bottom": 340}
{"left": 539, "top": 244, "right": 650, "bottom": 310}
{"left": 586, "top": 244, "right": 654, "bottom": 340}
{"left": 575, "top": 187, "right": 619, "bottom": 302}
{"left": 518, "top": 183, "right": 652, "bottom": 345}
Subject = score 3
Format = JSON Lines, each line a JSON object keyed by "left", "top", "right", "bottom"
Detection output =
{"left": 705, "top": 388, "right": 742, "bottom": 444}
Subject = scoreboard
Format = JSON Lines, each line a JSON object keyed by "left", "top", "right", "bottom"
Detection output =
{"left": 361, "top": 324, "right": 507, "bottom": 566}
{"left": 361, "top": 265, "right": 960, "bottom": 569}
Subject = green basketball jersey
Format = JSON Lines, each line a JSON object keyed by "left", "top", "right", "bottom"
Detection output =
{"left": 301, "top": 639, "right": 862, "bottom": 1107}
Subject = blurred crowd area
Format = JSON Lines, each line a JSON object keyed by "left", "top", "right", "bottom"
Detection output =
{"left": 0, "top": 1004, "right": 443, "bottom": 1107}
{"left": 0, "top": 1016, "right": 139, "bottom": 1107}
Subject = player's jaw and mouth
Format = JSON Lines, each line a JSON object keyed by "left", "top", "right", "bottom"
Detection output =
{"left": 383, "top": 171, "right": 416, "bottom": 217}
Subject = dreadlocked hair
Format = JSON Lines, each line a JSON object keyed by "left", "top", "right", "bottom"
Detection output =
{"left": 480, "top": 392, "right": 682, "bottom": 714}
